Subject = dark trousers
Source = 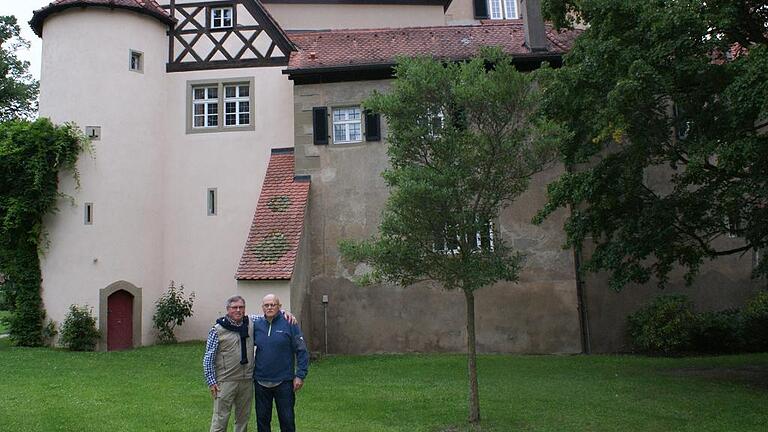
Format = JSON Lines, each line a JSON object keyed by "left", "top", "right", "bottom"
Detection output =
{"left": 255, "top": 381, "right": 295, "bottom": 432}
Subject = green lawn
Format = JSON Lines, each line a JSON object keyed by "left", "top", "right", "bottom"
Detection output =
{"left": 0, "top": 343, "right": 766, "bottom": 431}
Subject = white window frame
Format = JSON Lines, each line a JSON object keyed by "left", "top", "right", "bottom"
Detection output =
{"left": 489, "top": 0, "right": 518, "bottom": 19}
{"left": 224, "top": 84, "right": 250, "bottom": 127}
{"left": 332, "top": 107, "right": 363, "bottom": 144}
{"left": 434, "top": 221, "right": 495, "bottom": 254}
{"left": 211, "top": 6, "right": 233, "bottom": 29}
{"left": 187, "top": 78, "right": 255, "bottom": 134}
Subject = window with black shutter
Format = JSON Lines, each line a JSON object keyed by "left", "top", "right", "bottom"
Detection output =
{"left": 312, "top": 107, "right": 328, "bottom": 145}
{"left": 364, "top": 111, "right": 381, "bottom": 141}
{"left": 474, "top": 0, "right": 490, "bottom": 19}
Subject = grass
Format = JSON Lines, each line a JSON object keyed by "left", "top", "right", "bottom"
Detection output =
{"left": 0, "top": 343, "right": 767, "bottom": 431}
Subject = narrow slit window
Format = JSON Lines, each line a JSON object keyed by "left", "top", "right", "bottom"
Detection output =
{"left": 84, "top": 202, "right": 93, "bottom": 225}
{"left": 207, "top": 188, "right": 217, "bottom": 216}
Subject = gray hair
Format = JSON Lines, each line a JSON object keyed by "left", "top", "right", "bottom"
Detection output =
{"left": 225, "top": 295, "right": 246, "bottom": 308}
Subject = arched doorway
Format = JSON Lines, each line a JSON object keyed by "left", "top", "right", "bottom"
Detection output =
{"left": 107, "top": 290, "right": 133, "bottom": 351}
{"left": 99, "top": 280, "right": 142, "bottom": 351}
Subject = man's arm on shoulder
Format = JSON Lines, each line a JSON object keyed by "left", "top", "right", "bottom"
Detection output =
{"left": 250, "top": 312, "right": 297, "bottom": 324}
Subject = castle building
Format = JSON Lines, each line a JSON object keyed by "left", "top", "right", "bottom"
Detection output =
{"left": 29, "top": 0, "right": 760, "bottom": 353}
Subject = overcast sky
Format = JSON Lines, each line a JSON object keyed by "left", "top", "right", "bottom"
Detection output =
{"left": 2, "top": 1, "right": 53, "bottom": 80}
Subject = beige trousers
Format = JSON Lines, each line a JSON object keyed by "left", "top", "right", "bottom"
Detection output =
{"left": 210, "top": 380, "right": 254, "bottom": 432}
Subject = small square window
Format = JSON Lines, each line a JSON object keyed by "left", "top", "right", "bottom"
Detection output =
{"left": 84, "top": 202, "right": 93, "bottom": 225}
{"left": 129, "top": 50, "right": 143, "bottom": 73}
{"left": 85, "top": 126, "right": 101, "bottom": 141}
{"left": 211, "top": 7, "right": 233, "bottom": 29}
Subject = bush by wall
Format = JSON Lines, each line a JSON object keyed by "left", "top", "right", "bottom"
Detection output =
{"left": 152, "top": 281, "right": 195, "bottom": 344}
{"left": 691, "top": 309, "right": 743, "bottom": 354}
{"left": 60, "top": 305, "right": 100, "bottom": 351}
{"left": 743, "top": 290, "right": 768, "bottom": 352}
{"left": 627, "top": 295, "right": 698, "bottom": 355}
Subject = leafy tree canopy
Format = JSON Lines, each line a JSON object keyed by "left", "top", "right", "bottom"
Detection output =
{"left": 340, "top": 48, "right": 565, "bottom": 424}
{"left": 536, "top": 0, "right": 768, "bottom": 290}
{"left": 0, "top": 15, "right": 38, "bottom": 121}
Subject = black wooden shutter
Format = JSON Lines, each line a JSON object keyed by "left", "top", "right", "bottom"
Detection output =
{"left": 364, "top": 111, "right": 381, "bottom": 141}
{"left": 474, "top": 0, "right": 489, "bottom": 19}
{"left": 312, "top": 107, "right": 328, "bottom": 145}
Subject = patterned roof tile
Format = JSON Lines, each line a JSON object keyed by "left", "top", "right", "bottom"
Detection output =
{"left": 236, "top": 149, "right": 310, "bottom": 280}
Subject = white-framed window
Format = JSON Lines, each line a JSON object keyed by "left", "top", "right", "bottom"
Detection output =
{"left": 224, "top": 84, "right": 250, "bottom": 127}
{"left": 211, "top": 6, "right": 233, "bottom": 29}
{"left": 489, "top": 0, "right": 518, "bottom": 19}
{"left": 332, "top": 107, "right": 362, "bottom": 144}
{"left": 84, "top": 202, "right": 93, "bottom": 225}
{"left": 187, "top": 78, "right": 254, "bottom": 134}
{"left": 434, "top": 221, "right": 495, "bottom": 254}
{"left": 193, "top": 86, "right": 219, "bottom": 129}
{"left": 129, "top": 50, "right": 143, "bottom": 73}
{"left": 207, "top": 188, "right": 217, "bottom": 216}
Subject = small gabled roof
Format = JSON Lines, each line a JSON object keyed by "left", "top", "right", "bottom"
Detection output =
{"left": 236, "top": 149, "right": 310, "bottom": 281}
{"left": 286, "top": 21, "right": 580, "bottom": 74}
{"left": 30, "top": 0, "right": 175, "bottom": 37}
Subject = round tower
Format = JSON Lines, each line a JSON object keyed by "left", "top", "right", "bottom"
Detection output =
{"left": 32, "top": 1, "right": 173, "bottom": 350}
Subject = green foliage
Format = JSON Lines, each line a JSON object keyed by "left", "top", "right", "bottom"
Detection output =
{"left": 743, "top": 290, "right": 768, "bottom": 352}
{"left": 627, "top": 295, "right": 698, "bottom": 355}
{"left": 342, "top": 48, "right": 564, "bottom": 292}
{"left": 691, "top": 309, "right": 744, "bottom": 354}
{"left": 536, "top": 0, "right": 768, "bottom": 289}
{"left": 0, "top": 16, "right": 38, "bottom": 120}
{"left": 59, "top": 305, "right": 100, "bottom": 351}
{"left": 0, "top": 118, "right": 88, "bottom": 346}
{"left": 152, "top": 281, "right": 195, "bottom": 344}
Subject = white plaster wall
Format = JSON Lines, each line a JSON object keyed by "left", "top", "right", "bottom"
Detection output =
{"left": 163, "top": 67, "right": 295, "bottom": 342}
{"left": 38, "top": 9, "right": 169, "bottom": 346}
{"left": 236, "top": 280, "right": 292, "bottom": 320}
{"left": 263, "top": 4, "right": 446, "bottom": 30}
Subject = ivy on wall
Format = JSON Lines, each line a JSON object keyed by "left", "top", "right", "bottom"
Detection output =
{"left": 0, "top": 118, "right": 88, "bottom": 346}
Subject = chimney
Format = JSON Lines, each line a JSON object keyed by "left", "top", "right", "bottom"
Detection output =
{"left": 521, "top": 0, "right": 549, "bottom": 52}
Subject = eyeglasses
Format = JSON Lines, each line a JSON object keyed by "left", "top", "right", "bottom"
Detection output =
{"left": 262, "top": 303, "right": 279, "bottom": 308}
{"left": 227, "top": 305, "right": 245, "bottom": 310}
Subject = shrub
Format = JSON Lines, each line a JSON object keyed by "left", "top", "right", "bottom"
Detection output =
{"left": 743, "top": 290, "right": 768, "bottom": 352}
{"left": 627, "top": 295, "right": 697, "bottom": 355}
{"left": 153, "top": 281, "right": 195, "bottom": 344}
{"left": 60, "top": 305, "right": 100, "bottom": 351}
{"left": 691, "top": 309, "right": 744, "bottom": 354}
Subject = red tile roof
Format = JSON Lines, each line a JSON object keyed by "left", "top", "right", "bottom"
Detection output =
{"left": 236, "top": 149, "right": 310, "bottom": 280}
{"left": 287, "top": 21, "right": 580, "bottom": 72}
{"left": 30, "top": 0, "right": 175, "bottom": 37}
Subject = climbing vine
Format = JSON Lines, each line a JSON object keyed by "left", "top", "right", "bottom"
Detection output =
{"left": 0, "top": 118, "right": 88, "bottom": 346}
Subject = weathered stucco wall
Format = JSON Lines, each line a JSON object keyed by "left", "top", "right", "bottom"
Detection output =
{"left": 294, "top": 79, "right": 581, "bottom": 354}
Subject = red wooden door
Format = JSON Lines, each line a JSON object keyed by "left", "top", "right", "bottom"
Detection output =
{"left": 107, "top": 290, "right": 133, "bottom": 351}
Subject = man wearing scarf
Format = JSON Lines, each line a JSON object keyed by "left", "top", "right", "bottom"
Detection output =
{"left": 203, "top": 295, "right": 294, "bottom": 432}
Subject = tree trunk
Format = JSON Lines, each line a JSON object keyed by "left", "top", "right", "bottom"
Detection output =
{"left": 464, "top": 289, "right": 481, "bottom": 425}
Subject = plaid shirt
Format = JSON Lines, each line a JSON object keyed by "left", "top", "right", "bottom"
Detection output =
{"left": 202, "top": 314, "right": 265, "bottom": 387}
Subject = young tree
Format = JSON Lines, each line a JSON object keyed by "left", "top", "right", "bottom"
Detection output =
{"left": 0, "top": 15, "right": 38, "bottom": 121}
{"left": 152, "top": 281, "right": 195, "bottom": 343}
{"left": 536, "top": 0, "right": 768, "bottom": 289}
{"left": 340, "top": 49, "right": 564, "bottom": 426}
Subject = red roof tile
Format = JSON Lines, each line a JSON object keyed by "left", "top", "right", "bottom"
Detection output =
{"left": 236, "top": 149, "right": 310, "bottom": 280}
{"left": 30, "top": 0, "right": 175, "bottom": 37}
{"left": 287, "top": 21, "right": 580, "bottom": 71}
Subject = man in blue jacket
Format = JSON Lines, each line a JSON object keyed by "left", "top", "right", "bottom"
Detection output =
{"left": 253, "top": 293, "right": 309, "bottom": 432}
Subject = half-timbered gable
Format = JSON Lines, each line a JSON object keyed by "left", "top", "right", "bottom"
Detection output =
{"left": 162, "top": 0, "right": 295, "bottom": 72}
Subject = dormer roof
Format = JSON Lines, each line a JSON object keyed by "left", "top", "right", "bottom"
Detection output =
{"left": 30, "top": 0, "right": 175, "bottom": 37}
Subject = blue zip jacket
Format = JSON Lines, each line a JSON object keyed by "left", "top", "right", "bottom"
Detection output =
{"left": 253, "top": 312, "right": 309, "bottom": 381}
